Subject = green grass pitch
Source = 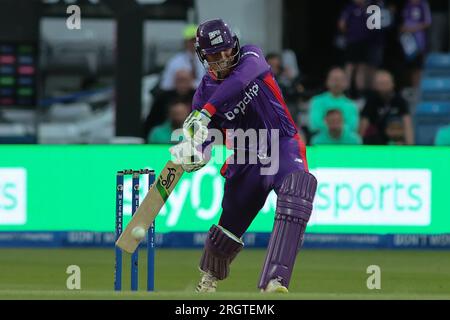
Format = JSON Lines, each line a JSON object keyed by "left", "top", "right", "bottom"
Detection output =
{"left": 0, "top": 248, "right": 449, "bottom": 299}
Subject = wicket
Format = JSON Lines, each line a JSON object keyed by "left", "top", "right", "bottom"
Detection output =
{"left": 114, "top": 169, "right": 155, "bottom": 291}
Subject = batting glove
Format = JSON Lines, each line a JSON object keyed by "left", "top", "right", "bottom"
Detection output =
{"left": 183, "top": 110, "right": 211, "bottom": 146}
{"left": 169, "top": 139, "right": 209, "bottom": 173}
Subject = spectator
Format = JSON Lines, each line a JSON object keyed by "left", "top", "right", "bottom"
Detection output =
{"left": 147, "top": 98, "right": 191, "bottom": 144}
{"left": 400, "top": 0, "right": 432, "bottom": 88}
{"left": 359, "top": 70, "right": 414, "bottom": 144}
{"left": 311, "top": 109, "right": 362, "bottom": 145}
{"left": 266, "top": 52, "right": 300, "bottom": 89}
{"left": 338, "top": 0, "right": 372, "bottom": 95}
{"left": 143, "top": 69, "right": 195, "bottom": 138}
{"left": 266, "top": 53, "right": 292, "bottom": 87}
{"left": 385, "top": 118, "right": 407, "bottom": 145}
{"left": 367, "top": 0, "right": 394, "bottom": 69}
{"left": 309, "top": 67, "right": 359, "bottom": 134}
{"left": 434, "top": 125, "right": 450, "bottom": 146}
{"left": 282, "top": 49, "right": 301, "bottom": 82}
{"left": 265, "top": 52, "right": 302, "bottom": 116}
{"left": 159, "top": 24, "right": 205, "bottom": 90}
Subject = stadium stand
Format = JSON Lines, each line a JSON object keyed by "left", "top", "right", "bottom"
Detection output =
{"left": 415, "top": 53, "right": 450, "bottom": 145}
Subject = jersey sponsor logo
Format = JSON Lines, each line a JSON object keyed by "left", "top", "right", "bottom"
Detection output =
{"left": 208, "top": 30, "right": 223, "bottom": 46}
{"left": 225, "top": 83, "right": 259, "bottom": 120}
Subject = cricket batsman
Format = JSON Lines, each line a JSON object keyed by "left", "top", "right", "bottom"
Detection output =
{"left": 170, "top": 19, "right": 318, "bottom": 293}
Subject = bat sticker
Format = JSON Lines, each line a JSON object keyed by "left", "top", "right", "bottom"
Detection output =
{"left": 161, "top": 168, "right": 176, "bottom": 189}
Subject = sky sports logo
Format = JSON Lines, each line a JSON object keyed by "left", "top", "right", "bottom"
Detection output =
{"left": 0, "top": 168, "right": 27, "bottom": 225}
{"left": 309, "top": 169, "right": 431, "bottom": 226}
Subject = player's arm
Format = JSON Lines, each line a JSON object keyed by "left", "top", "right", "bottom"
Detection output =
{"left": 174, "top": 48, "right": 269, "bottom": 171}
{"left": 182, "top": 47, "right": 269, "bottom": 135}
{"left": 170, "top": 81, "right": 215, "bottom": 172}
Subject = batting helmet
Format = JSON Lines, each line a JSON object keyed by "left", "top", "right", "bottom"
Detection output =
{"left": 195, "top": 19, "right": 241, "bottom": 73}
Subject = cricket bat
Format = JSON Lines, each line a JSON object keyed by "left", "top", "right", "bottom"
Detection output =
{"left": 116, "top": 161, "right": 184, "bottom": 253}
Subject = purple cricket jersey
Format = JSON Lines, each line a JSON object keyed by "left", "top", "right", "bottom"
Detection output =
{"left": 402, "top": 0, "right": 432, "bottom": 52}
{"left": 340, "top": 2, "right": 371, "bottom": 44}
{"left": 192, "top": 45, "right": 308, "bottom": 179}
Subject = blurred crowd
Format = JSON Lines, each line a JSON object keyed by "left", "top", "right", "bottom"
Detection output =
{"left": 143, "top": 0, "right": 450, "bottom": 147}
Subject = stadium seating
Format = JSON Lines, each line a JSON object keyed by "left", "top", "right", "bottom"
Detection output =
{"left": 424, "top": 53, "right": 450, "bottom": 77}
{"left": 415, "top": 52, "right": 450, "bottom": 145}
{"left": 0, "top": 123, "right": 36, "bottom": 144}
{"left": 416, "top": 101, "right": 450, "bottom": 114}
{"left": 415, "top": 102, "right": 450, "bottom": 145}
{"left": 420, "top": 77, "right": 450, "bottom": 101}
